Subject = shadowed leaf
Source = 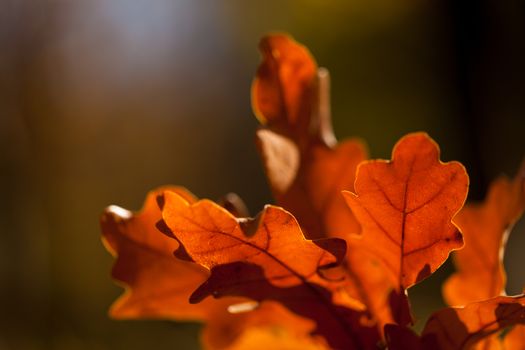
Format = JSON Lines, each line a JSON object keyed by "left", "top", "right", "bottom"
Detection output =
{"left": 101, "top": 187, "right": 322, "bottom": 349}
{"left": 422, "top": 295, "right": 525, "bottom": 350}
{"left": 253, "top": 34, "right": 367, "bottom": 240}
{"left": 100, "top": 186, "right": 210, "bottom": 320}
{"left": 160, "top": 190, "right": 381, "bottom": 349}
{"left": 503, "top": 325, "right": 525, "bottom": 350}
{"left": 253, "top": 34, "right": 404, "bottom": 340}
{"left": 385, "top": 296, "right": 525, "bottom": 350}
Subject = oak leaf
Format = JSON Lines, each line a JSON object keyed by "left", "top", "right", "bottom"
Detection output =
{"left": 100, "top": 186, "right": 208, "bottom": 320}
{"left": 444, "top": 160, "right": 525, "bottom": 305}
{"left": 101, "top": 187, "right": 321, "bottom": 349}
{"left": 252, "top": 33, "right": 317, "bottom": 147}
{"left": 160, "top": 189, "right": 379, "bottom": 349}
{"left": 423, "top": 295, "right": 525, "bottom": 350}
{"left": 253, "top": 34, "right": 406, "bottom": 339}
{"left": 442, "top": 160, "right": 525, "bottom": 349}
{"left": 343, "top": 132, "right": 469, "bottom": 290}
{"left": 385, "top": 295, "right": 525, "bottom": 350}
{"left": 253, "top": 34, "right": 367, "bottom": 240}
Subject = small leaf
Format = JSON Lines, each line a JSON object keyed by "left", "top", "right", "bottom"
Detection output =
{"left": 343, "top": 132, "right": 469, "bottom": 290}
{"left": 252, "top": 33, "right": 317, "bottom": 144}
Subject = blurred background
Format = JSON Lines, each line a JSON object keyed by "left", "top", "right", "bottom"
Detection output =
{"left": 1, "top": 1, "right": 524, "bottom": 349}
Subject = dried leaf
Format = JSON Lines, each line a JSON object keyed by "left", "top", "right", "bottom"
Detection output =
{"left": 343, "top": 132, "right": 469, "bottom": 290}
{"left": 444, "top": 160, "right": 525, "bottom": 306}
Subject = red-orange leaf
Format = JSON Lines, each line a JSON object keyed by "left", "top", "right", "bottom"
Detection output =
{"left": 443, "top": 160, "right": 525, "bottom": 306}
{"left": 422, "top": 295, "right": 525, "bottom": 350}
{"left": 101, "top": 188, "right": 320, "bottom": 349}
{"left": 257, "top": 130, "right": 367, "bottom": 240}
{"left": 253, "top": 34, "right": 399, "bottom": 339}
{"left": 100, "top": 186, "right": 210, "bottom": 320}
{"left": 343, "top": 132, "right": 469, "bottom": 290}
{"left": 160, "top": 190, "right": 379, "bottom": 349}
{"left": 252, "top": 33, "right": 317, "bottom": 144}
{"left": 385, "top": 295, "right": 525, "bottom": 350}
{"left": 254, "top": 34, "right": 367, "bottom": 240}
{"left": 160, "top": 190, "right": 345, "bottom": 285}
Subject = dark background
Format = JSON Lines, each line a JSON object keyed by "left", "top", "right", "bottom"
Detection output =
{"left": 1, "top": 1, "right": 524, "bottom": 349}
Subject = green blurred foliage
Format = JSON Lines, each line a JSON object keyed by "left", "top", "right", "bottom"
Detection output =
{"left": 1, "top": 0, "right": 523, "bottom": 348}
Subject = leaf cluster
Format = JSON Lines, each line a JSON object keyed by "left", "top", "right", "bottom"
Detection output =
{"left": 101, "top": 34, "right": 525, "bottom": 350}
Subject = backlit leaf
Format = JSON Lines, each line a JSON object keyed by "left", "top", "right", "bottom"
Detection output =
{"left": 422, "top": 295, "right": 525, "bottom": 350}
{"left": 385, "top": 295, "right": 525, "bottom": 350}
{"left": 343, "top": 132, "right": 469, "bottom": 290}
{"left": 101, "top": 186, "right": 209, "bottom": 320}
{"left": 253, "top": 34, "right": 367, "bottom": 240}
{"left": 160, "top": 190, "right": 379, "bottom": 349}
{"left": 253, "top": 34, "right": 401, "bottom": 338}
{"left": 252, "top": 33, "right": 317, "bottom": 146}
{"left": 444, "top": 160, "right": 525, "bottom": 306}
{"left": 101, "top": 188, "right": 320, "bottom": 349}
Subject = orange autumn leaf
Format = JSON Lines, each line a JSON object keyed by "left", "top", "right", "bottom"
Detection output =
{"left": 101, "top": 187, "right": 320, "bottom": 350}
{"left": 160, "top": 190, "right": 345, "bottom": 284}
{"left": 253, "top": 34, "right": 367, "bottom": 240}
{"left": 444, "top": 160, "right": 525, "bottom": 306}
{"left": 257, "top": 130, "right": 367, "bottom": 240}
{"left": 253, "top": 34, "right": 402, "bottom": 339}
{"left": 442, "top": 160, "right": 525, "bottom": 350}
{"left": 252, "top": 33, "right": 317, "bottom": 145}
{"left": 385, "top": 295, "right": 525, "bottom": 350}
{"left": 160, "top": 190, "right": 379, "bottom": 349}
{"left": 100, "top": 186, "right": 209, "bottom": 320}
{"left": 422, "top": 295, "right": 525, "bottom": 350}
{"left": 343, "top": 132, "right": 469, "bottom": 290}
